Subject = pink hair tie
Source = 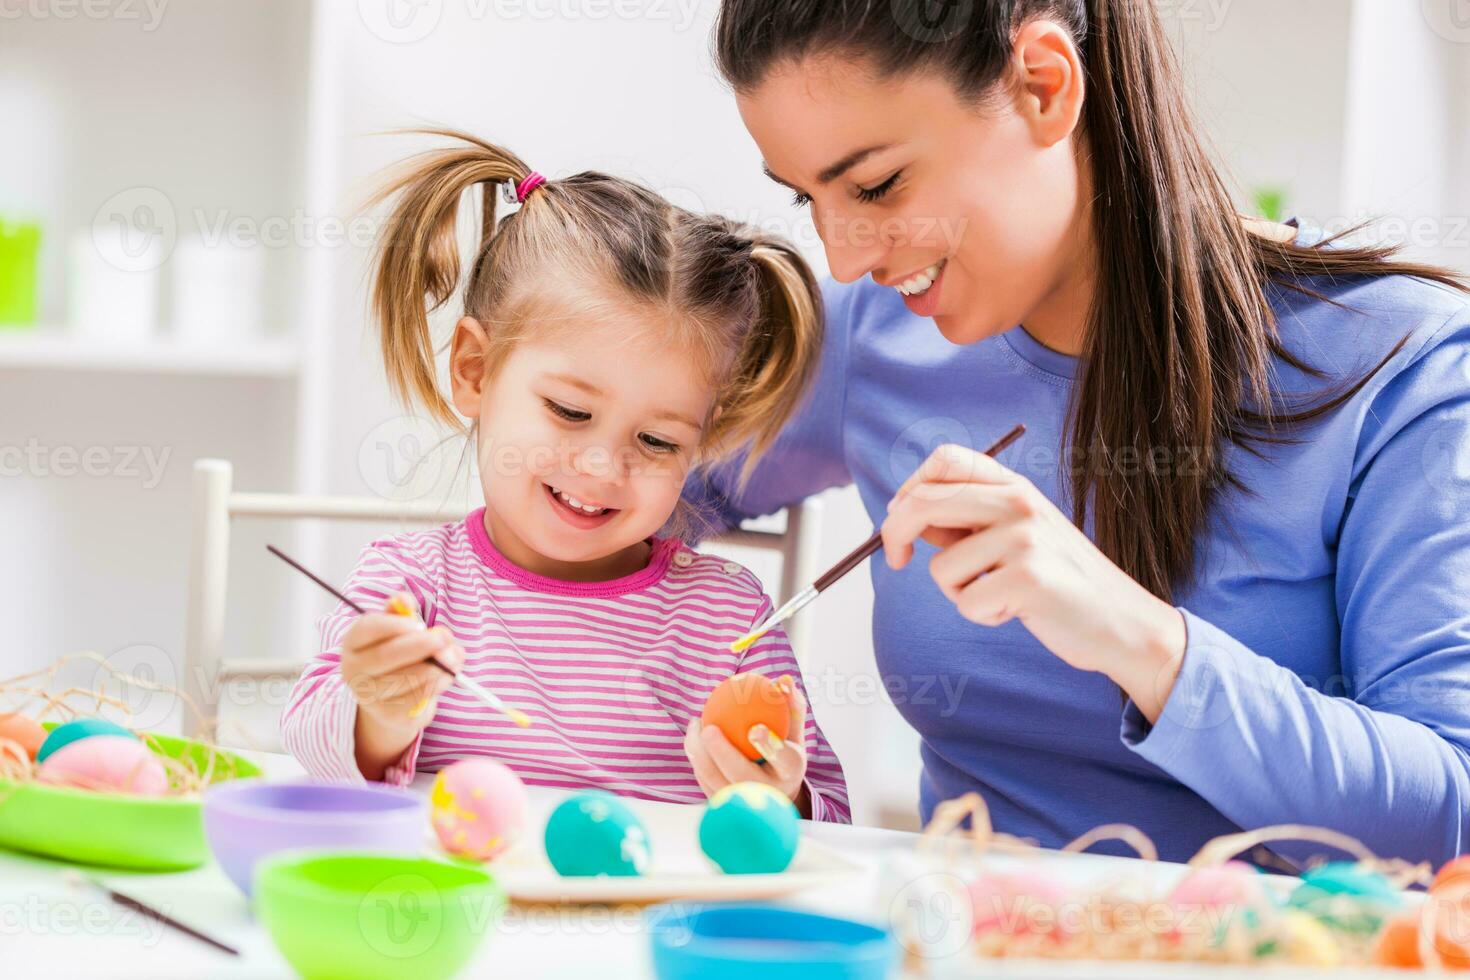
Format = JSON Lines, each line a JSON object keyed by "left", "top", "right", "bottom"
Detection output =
{"left": 514, "top": 172, "right": 547, "bottom": 203}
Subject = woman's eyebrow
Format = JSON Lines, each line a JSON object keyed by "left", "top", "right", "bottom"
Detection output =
{"left": 762, "top": 143, "right": 894, "bottom": 189}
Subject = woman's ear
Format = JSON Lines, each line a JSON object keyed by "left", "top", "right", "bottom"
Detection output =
{"left": 449, "top": 316, "right": 493, "bottom": 419}
{"left": 1012, "top": 18, "right": 1085, "bottom": 148}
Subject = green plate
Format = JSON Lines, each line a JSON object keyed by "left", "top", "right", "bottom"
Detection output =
{"left": 0, "top": 723, "right": 261, "bottom": 870}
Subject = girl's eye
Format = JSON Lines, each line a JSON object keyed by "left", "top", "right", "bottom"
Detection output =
{"left": 545, "top": 399, "right": 590, "bottom": 422}
{"left": 856, "top": 170, "right": 903, "bottom": 204}
{"left": 639, "top": 433, "right": 679, "bottom": 454}
{"left": 790, "top": 190, "right": 812, "bottom": 208}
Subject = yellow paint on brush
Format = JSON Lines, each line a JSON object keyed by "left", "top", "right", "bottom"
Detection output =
{"left": 730, "top": 632, "right": 760, "bottom": 653}
{"left": 386, "top": 595, "right": 415, "bottom": 617}
{"left": 408, "top": 697, "right": 430, "bottom": 718}
{"left": 506, "top": 708, "right": 532, "bottom": 728}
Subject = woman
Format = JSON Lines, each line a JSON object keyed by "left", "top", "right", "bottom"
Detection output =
{"left": 682, "top": 0, "right": 1470, "bottom": 866}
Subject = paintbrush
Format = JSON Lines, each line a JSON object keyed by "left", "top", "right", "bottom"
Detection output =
{"left": 64, "top": 870, "right": 240, "bottom": 956}
{"left": 730, "top": 423, "right": 1026, "bottom": 653}
{"left": 266, "top": 544, "right": 532, "bottom": 728}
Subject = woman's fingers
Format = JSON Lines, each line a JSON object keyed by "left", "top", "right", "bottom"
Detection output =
{"left": 927, "top": 523, "right": 1027, "bottom": 600}
{"left": 894, "top": 443, "right": 1017, "bottom": 500}
{"left": 882, "top": 482, "right": 1035, "bottom": 569}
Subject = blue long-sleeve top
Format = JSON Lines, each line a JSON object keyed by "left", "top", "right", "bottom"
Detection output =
{"left": 682, "top": 249, "right": 1470, "bottom": 867}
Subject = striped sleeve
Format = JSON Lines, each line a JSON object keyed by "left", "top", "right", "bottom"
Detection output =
{"left": 278, "top": 542, "right": 437, "bottom": 785}
{"left": 737, "top": 597, "right": 852, "bottom": 824}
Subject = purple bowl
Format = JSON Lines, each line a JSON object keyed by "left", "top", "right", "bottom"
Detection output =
{"left": 203, "top": 780, "right": 428, "bottom": 897}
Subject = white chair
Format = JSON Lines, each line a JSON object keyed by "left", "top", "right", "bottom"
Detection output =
{"left": 184, "top": 458, "right": 823, "bottom": 748}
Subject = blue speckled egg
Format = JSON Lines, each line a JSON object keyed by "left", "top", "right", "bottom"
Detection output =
{"left": 1287, "top": 862, "right": 1401, "bottom": 935}
{"left": 698, "top": 782, "right": 800, "bottom": 875}
{"left": 36, "top": 718, "right": 136, "bottom": 763}
{"left": 543, "top": 791, "right": 651, "bottom": 877}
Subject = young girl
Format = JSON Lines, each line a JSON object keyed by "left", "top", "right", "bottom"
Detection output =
{"left": 280, "top": 131, "right": 849, "bottom": 821}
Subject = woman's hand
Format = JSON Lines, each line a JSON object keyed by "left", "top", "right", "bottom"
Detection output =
{"left": 684, "top": 675, "right": 811, "bottom": 813}
{"left": 341, "top": 592, "right": 464, "bottom": 778}
{"left": 880, "top": 444, "right": 1187, "bottom": 723}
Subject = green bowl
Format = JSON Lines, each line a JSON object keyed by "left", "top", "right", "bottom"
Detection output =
{"left": 255, "top": 851, "right": 504, "bottom": 980}
{"left": 0, "top": 723, "right": 261, "bottom": 870}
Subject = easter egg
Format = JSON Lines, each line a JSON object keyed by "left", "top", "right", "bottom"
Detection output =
{"left": 1287, "top": 862, "right": 1400, "bottom": 935}
{"left": 698, "top": 781, "right": 800, "bottom": 875}
{"left": 36, "top": 718, "right": 136, "bottom": 763}
{"left": 430, "top": 759, "right": 528, "bottom": 861}
{"left": 1168, "top": 862, "right": 1270, "bottom": 941}
{"left": 1372, "top": 914, "right": 1423, "bottom": 969}
{"left": 1275, "top": 909, "right": 1341, "bottom": 966}
{"left": 968, "top": 871, "right": 1070, "bottom": 938}
{"left": 0, "top": 712, "right": 46, "bottom": 760}
{"left": 1434, "top": 855, "right": 1470, "bottom": 893}
{"left": 544, "top": 791, "right": 650, "bottom": 877}
{"left": 701, "top": 673, "right": 790, "bottom": 762}
{"left": 37, "top": 735, "right": 168, "bottom": 796}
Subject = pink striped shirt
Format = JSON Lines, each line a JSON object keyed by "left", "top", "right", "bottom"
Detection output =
{"left": 280, "top": 508, "right": 850, "bottom": 822}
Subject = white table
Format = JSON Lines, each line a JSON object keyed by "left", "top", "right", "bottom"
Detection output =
{"left": 0, "top": 748, "right": 1408, "bottom": 979}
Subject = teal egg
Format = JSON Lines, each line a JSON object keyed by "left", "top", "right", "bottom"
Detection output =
{"left": 543, "top": 791, "right": 651, "bottom": 877}
{"left": 36, "top": 718, "right": 136, "bottom": 763}
{"left": 1287, "top": 862, "right": 1401, "bottom": 935}
{"left": 698, "top": 782, "right": 800, "bottom": 875}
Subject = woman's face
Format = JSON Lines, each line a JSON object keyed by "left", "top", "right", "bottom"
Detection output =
{"left": 735, "top": 44, "right": 1088, "bottom": 348}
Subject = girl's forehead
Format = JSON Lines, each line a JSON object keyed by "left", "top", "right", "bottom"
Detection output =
{"left": 509, "top": 325, "right": 717, "bottom": 424}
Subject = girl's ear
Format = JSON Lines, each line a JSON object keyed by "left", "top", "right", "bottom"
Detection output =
{"left": 449, "top": 316, "right": 493, "bottom": 419}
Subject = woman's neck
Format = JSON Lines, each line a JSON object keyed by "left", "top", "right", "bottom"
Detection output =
{"left": 1020, "top": 165, "right": 1098, "bottom": 358}
{"left": 481, "top": 507, "right": 652, "bottom": 582}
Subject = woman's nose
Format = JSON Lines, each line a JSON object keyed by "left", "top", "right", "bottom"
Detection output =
{"left": 816, "top": 205, "right": 890, "bottom": 284}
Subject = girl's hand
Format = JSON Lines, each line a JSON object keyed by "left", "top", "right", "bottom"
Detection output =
{"left": 881, "top": 444, "right": 1187, "bottom": 723}
{"left": 684, "top": 676, "right": 810, "bottom": 811}
{"left": 340, "top": 592, "right": 465, "bottom": 736}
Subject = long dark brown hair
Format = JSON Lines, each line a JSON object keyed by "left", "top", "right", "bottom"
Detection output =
{"left": 714, "top": 0, "right": 1466, "bottom": 601}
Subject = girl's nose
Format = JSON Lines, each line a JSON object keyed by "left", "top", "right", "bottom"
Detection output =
{"left": 568, "top": 443, "right": 627, "bottom": 486}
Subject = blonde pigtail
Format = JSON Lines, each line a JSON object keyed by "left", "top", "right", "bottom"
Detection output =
{"left": 367, "top": 130, "right": 535, "bottom": 428}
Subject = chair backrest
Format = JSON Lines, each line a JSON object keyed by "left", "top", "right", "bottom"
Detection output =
{"left": 183, "top": 458, "right": 822, "bottom": 740}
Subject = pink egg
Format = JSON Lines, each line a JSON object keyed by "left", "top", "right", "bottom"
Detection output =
{"left": 969, "top": 871, "right": 1072, "bottom": 938}
{"left": 429, "top": 759, "right": 528, "bottom": 861}
{"left": 1168, "top": 861, "right": 1266, "bottom": 909}
{"left": 37, "top": 735, "right": 168, "bottom": 796}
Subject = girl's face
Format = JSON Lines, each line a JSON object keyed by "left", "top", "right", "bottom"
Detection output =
{"left": 451, "top": 300, "right": 715, "bottom": 581}
{"left": 734, "top": 32, "right": 1090, "bottom": 351}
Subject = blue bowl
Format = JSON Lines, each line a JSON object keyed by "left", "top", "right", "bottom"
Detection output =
{"left": 203, "top": 780, "right": 427, "bottom": 897}
{"left": 648, "top": 903, "right": 898, "bottom": 979}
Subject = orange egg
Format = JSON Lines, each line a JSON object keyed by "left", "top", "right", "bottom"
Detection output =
{"left": 1435, "top": 856, "right": 1470, "bottom": 892}
{"left": 1373, "top": 914, "right": 1423, "bottom": 969}
{"left": 0, "top": 712, "right": 46, "bottom": 760}
{"left": 701, "top": 673, "right": 791, "bottom": 761}
{"left": 1429, "top": 859, "right": 1470, "bottom": 970}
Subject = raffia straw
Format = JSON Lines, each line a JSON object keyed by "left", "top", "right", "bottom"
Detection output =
{"left": 1062, "top": 824, "right": 1159, "bottom": 863}
{"left": 0, "top": 652, "right": 262, "bottom": 799}
{"left": 917, "top": 791, "right": 1037, "bottom": 863}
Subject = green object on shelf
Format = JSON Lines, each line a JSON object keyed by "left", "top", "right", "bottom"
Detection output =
{"left": 1253, "top": 186, "right": 1288, "bottom": 224}
{"left": 0, "top": 220, "right": 42, "bottom": 327}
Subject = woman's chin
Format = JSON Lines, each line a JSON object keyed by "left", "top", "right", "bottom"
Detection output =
{"left": 932, "top": 309, "right": 1005, "bottom": 346}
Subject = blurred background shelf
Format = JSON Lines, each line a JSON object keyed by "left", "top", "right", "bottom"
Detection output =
{"left": 0, "top": 330, "right": 299, "bottom": 377}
